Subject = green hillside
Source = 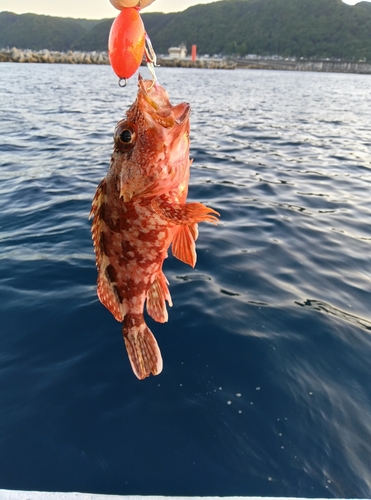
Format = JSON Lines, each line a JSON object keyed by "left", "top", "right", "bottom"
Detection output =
{"left": 71, "top": 12, "right": 177, "bottom": 51}
{"left": 146, "top": 0, "right": 371, "bottom": 59}
{"left": 2, "top": 0, "right": 371, "bottom": 60}
{"left": 71, "top": 19, "right": 112, "bottom": 51}
{"left": 0, "top": 11, "right": 87, "bottom": 51}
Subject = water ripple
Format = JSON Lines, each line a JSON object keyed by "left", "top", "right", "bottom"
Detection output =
{"left": 0, "top": 64, "right": 371, "bottom": 497}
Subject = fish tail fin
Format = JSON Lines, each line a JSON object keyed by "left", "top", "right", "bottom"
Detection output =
{"left": 122, "top": 314, "right": 163, "bottom": 380}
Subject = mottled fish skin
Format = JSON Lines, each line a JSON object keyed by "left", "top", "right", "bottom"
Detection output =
{"left": 90, "top": 76, "right": 219, "bottom": 380}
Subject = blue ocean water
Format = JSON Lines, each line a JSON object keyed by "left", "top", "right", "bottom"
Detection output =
{"left": 0, "top": 62, "right": 371, "bottom": 498}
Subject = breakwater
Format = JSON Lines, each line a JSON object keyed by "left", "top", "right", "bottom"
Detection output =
{"left": 156, "top": 57, "right": 237, "bottom": 69}
{"left": 0, "top": 47, "right": 109, "bottom": 64}
{"left": 0, "top": 48, "right": 236, "bottom": 69}
{"left": 1, "top": 48, "right": 371, "bottom": 74}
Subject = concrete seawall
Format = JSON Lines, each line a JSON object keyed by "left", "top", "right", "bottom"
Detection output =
{"left": 236, "top": 58, "right": 371, "bottom": 74}
{"left": 295, "top": 60, "right": 371, "bottom": 73}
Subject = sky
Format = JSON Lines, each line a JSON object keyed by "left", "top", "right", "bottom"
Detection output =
{"left": 0, "top": 0, "right": 369, "bottom": 19}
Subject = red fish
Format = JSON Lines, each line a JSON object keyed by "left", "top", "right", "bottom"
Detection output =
{"left": 90, "top": 76, "right": 219, "bottom": 380}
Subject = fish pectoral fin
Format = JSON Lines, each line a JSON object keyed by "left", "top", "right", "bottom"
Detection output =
{"left": 146, "top": 271, "right": 172, "bottom": 323}
{"left": 172, "top": 224, "right": 198, "bottom": 268}
{"left": 123, "top": 314, "right": 163, "bottom": 380}
{"left": 151, "top": 199, "right": 220, "bottom": 226}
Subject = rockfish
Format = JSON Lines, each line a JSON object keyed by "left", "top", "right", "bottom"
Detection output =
{"left": 90, "top": 76, "right": 219, "bottom": 380}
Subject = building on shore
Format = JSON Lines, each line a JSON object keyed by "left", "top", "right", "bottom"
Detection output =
{"left": 168, "top": 44, "right": 187, "bottom": 59}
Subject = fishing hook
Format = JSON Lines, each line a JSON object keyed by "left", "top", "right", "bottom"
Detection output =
{"left": 145, "top": 34, "right": 159, "bottom": 88}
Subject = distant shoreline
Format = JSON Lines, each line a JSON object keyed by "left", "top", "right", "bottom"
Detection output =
{"left": 0, "top": 48, "right": 236, "bottom": 69}
{"left": 234, "top": 57, "right": 371, "bottom": 74}
{"left": 1, "top": 48, "right": 371, "bottom": 75}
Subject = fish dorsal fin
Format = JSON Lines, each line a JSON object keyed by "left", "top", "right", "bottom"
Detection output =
{"left": 146, "top": 271, "right": 173, "bottom": 323}
{"left": 172, "top": 224, "right": 198, "bottom": 268}
{"left": 91, "top": 179, "right": 126, "bottom": 322}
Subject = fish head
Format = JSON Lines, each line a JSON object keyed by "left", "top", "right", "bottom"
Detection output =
{"left": 110, "top": 76, "right": 191, "bottom": 202}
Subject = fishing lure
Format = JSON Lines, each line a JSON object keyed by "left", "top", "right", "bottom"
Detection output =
{"left": 108, "top": 2, "right": 157, "bottom": 84}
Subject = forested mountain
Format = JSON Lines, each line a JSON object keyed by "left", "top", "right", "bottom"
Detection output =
{"left": 1, "top": 0, "right": 371, "bottom": 60}
{"left": 0, "top": 11, "right": 101, "bottom": 51}
{"left": 144, "top": 0, "right": 371, "bottom": 59}
{"left": 70, "top": 13, "right": 178, "bottom": 51}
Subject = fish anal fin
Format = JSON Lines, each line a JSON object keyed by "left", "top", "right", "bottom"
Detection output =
{"left": 172, "top": 224, "right": 198, "bottom": 268}
{"left": 146, "top": 271, "right": 172, "bottom": 323}
{"left": 151, "top": 199, "right": 219, "bottom": 226}
{"left": 123, "top": 314, "right": 163, "bottom": 380}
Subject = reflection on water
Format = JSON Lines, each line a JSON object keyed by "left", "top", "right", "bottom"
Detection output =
{"left": 296, "top": 298, "right": 371, "bottom": 332}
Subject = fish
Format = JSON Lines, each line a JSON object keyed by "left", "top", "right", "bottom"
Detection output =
{"left": 90, "top": 76, "right": 219, "bottom": 380}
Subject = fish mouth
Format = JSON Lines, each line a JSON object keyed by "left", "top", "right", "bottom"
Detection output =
{"left": 137, "top": 76, "right": 190, "bottom": 129}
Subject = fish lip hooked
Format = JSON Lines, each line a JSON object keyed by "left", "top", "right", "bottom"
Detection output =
{"left": 137, "top": 76, "right": 190, "bottom": 129}
{"left": 172, "top": 103, "right": 190, "bottom": 125}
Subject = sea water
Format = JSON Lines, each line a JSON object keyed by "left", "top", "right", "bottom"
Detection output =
{"left": 0, "top": 63, "right": 371, "bottom": 497}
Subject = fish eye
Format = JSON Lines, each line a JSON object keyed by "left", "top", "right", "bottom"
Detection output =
{"left": 114, "top": 121, "right": 136, "bottom": 151}
{"left": 120, "top": 129, "right": 132, "bottom": 143}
